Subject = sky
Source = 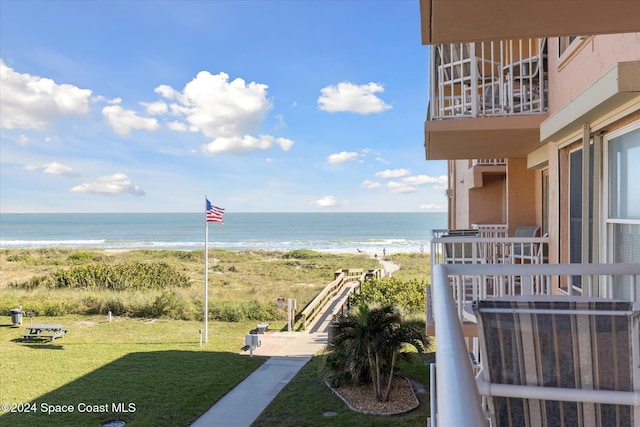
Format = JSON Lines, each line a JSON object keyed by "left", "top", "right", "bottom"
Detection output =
{"left": 0, "top": 0, "right": 444, "bottom": 213}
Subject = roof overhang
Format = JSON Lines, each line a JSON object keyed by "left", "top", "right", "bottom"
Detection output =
{"left": 541, "top": 61, "right": 640, "bottom": 143}
{"left": 420, "top": 0, "right": 640, "bottom": 44}
{"left": 424, "top": 114, "right": 548, "bottom": 160}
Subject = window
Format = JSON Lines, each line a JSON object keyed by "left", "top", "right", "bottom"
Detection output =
{"left": 605, "top": 124, "right": 640, "bottom": 301}
{"left": 569, "top": 146, "right": 593, "bottom": 290}
{"left": 558, "top": 36, "right": 579, "bottom": 57}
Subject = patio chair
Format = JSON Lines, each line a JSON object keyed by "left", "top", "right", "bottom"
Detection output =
{"left": 505, "top": 38, "right": 547, "bottom": 113}
{"left": 442, "top": 229, "right": 484, "bottom": 264}
{"left": 473, "top": 296, "right": 640, "bottom": 427}
{"left": 510, "top": 225, "right": 541, "bottom": 263}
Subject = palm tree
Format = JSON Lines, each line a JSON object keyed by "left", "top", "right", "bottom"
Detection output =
{"left": 323, "top": 303, "right": 429, "bottom": 402}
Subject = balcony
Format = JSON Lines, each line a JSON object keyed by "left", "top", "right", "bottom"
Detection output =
{"left": 431, "top": 39, "right": 548, "bottom": 120}
{"left": 425, "top": 39, "right": 549, "bottom": 160}
{"left": 427, "top": 260, "right": 640, "bottom": 426}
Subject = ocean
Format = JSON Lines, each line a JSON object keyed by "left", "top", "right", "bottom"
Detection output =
{"left": 0, "top": 212, "right": 446, "bottom": 254}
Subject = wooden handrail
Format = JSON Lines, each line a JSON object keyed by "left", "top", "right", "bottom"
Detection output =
{"left": 296, "top": 268, "right": 374, "bottom": 330}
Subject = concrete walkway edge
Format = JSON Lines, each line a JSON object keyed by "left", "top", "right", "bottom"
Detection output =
{"left": 190, "top": 356, "right": 311, "bottom": 427}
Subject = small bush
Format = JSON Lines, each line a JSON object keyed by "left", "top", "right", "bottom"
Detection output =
{"left": 351, "top": 277, "right": 426, "bottom": 314}
{"left": 11, "top": 262, "right": 191, "bottom": 290}
{"left": 146, "top": 290, "right": 196, "bottom": 320}
{"left": 6, "top": 253, "right": 31, "bottom": 263}
{"left": 282, "top": 249, "right": 323, "bottom": 260}
{"left": 209, "top": 300, "right": 284, "bottom": 322}
{"left": 67, "top": 251, "right": 99, "bottom": 263}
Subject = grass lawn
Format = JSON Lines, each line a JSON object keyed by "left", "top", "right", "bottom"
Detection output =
{"left": 253, "top": 355, "right": 430, "bottom": 426}
{"left": 0, "top": 249, "right": 432, "bottom": 426}
{"left": 0, "top": 315, "right": 271, "bottom": 427}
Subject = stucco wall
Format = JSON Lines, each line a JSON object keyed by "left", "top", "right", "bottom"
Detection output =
{"left": 548, "top": 33, "right": 640, "bottom": 113}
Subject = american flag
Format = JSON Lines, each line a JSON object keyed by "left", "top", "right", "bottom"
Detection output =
{"left": 206, "top": 198, "right": 225, "bottom": 223}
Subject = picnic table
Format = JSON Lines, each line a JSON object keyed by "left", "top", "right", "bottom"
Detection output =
{"left": 21, "top": 324, "right": 67, "bottom": 342}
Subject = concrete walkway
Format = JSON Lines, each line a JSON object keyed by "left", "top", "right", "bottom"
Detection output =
{"left": 190, "top": 283, "right": 355, "bottom": 427}
{"left": 191, "top": 259, "right": 400, "bottom": 427}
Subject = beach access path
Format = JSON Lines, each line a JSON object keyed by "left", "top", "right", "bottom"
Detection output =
{"left": 190, "top": 258, "right": 400, "bottom": 427}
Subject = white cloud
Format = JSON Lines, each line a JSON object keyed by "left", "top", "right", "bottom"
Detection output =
{"left": 142, "top": 101, "right": 168, "bottom": 115}
{"left": 102, "top": 105, "right": 160, "bottom": 136}
{"left": 375, "top": 168, "right": 410, "bottom": 179}
{"left": 327, "top": 151, "right": 359, "bottom": 164}
{"left": 387, "top": 181, "right": 416, "bottom": 193}
{"left": 71, "top": 173, "right": 145, "bottom": 196}
{"left": 361, "top": 180, "right": 382, "bottom": 190}
{"left": 312, "top": 195, "right": 337, "bottom": 208}
{"left": 159, "top": 71, "right": 271, "bottom": 139}
{"left": 202, "top": 135, "right": 294, "bottom": 155}
{"left": 420, "top": 203, "right": 445, "bottom": 211}
{"left": 402, "top": 174, "right": 448, "bottom": 185}
{"left": 42, "top": 162, "right": 79, "bottom": 177}
{"left": 23, "top": 162, "right": 79, "bottom": 177}
{"left": 167, "top": 121, "right": 188, "bottom": 132}
{"left": 0, "top": 59, "right": 92, "bottom": 130}
{"left": 273, "top": 114, "right": 287, "bottom": 130}
{"left": 156, "top": 71, "right": 294, "bottom": 155}
{"left": 154, "top": 84, "right": 178, "bottom": 99}
{"left": 318, "top": 81, "right": 392, "bottom": 114}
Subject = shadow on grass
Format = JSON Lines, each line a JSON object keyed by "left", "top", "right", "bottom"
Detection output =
{"left": 20, "top": 343, "right": 66, "bottom": 350}
{"left": 0, "top": 350, "right": 265, "bottom": 427}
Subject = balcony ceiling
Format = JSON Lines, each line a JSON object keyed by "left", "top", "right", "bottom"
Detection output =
{"left": 424, "top": 115, "right": 548, "bottom": 160}
{"left": 420, "top": 0, "right": 640, "bottom": 44}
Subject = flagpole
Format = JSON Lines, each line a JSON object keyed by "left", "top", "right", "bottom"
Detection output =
{"left": 204, "top": 201, "right": 209, "bottom": 344}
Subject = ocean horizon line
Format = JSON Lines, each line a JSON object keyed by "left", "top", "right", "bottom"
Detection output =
{"left": 2, "top": 211, "right": 447, "bottom": 215}
{"left": 1, "top": 212, "right": 446, "bottom": 253}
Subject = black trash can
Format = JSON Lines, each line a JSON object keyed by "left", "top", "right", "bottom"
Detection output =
{"left": 10, "top": 308, "right": 23, "bottom": 327}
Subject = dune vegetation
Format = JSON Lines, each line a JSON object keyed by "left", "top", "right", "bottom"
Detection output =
{"left": 0, "top": 248, "right": 382, "bottom": 322}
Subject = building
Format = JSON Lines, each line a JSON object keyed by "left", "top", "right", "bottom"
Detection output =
{"left": 422, "top": 0, "right": 640, "bottom": 286}
{"left": 420, "top": 1, "right": 640, "bottom": 425}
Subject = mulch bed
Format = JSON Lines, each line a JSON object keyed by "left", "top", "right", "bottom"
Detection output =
{"left": 327, "top": 377, "right": 420, "bottom": 415}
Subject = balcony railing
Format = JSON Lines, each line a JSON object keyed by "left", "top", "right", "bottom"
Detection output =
{"left": 430, "top": 39, "right": 548, "bottom": 119}
{"left": 471, "top": 158, "right": 506, "bottom": 166}
{"left": 428, "top": 232, "right": 549, "bottom": 327}
{"left": 429, "top": 262, "right": 640, "bottom": 427}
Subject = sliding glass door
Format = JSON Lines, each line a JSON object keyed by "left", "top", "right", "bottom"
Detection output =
{"left": 605, "top": 124, "right": 640, "bottom": 301}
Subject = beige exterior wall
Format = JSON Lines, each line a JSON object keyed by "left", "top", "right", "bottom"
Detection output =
{"left": 433, "top": 30, "right": 639, "bottom": 273}
{"left": 505, "top": 158, "right": 537, "bottom": 236}
{"left": 469, "top": 174, "right": 505, "bottom": 226}
{"left": 548, "top": 33, "right": 640, "bottom": 113}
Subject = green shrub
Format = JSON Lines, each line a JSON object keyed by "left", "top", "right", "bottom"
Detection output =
{"left": 281, "top": 249, "right": 323, "bottom": 260}
{"left": 11, "top": 262, "right": 191, "bottom": 290}
{"left": 6, "top": 253, "right": 31, "bottom": 263}
{"left": 146, "top": 290, "right": 196, "bottom": 320}
{"left": 67, "top": 251, "right": 99, "bottom": 262}
{"left": 208, "top": 300, "right": 284, "bottom": 322}
{"left": 351, "top": 277, "right": 426, "bottom": 314}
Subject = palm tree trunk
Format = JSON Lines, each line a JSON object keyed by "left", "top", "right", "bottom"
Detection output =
{"left": 367, "top": 349, "right": 379, "bottom": 400}
{"left": 375, "top": 353, "right": 382, "bottom": 401}
{"left": 382, "top": 350, "right": 397, "bottom": 402}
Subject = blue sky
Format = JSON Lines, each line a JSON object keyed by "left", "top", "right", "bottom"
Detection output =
{"left": 0, "top": 0, "right": 444, "bottom": 213}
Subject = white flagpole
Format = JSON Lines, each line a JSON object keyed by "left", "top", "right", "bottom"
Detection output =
{"left": 204, "top": 200, "right": 209, "bottom": 343}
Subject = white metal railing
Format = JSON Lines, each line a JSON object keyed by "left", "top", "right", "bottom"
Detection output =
{"left": 429, "top": 262, "right": 640, "bottom": 427}
{"left": 471, "top": 159, "right": 506, "bottom": 166}
{"left": 428, "top": 230, "right": 550, "bottom": 327}
{"left": 431, "top": 264, "right": 489, "bottom": 427}
{"left": 430, "top": 232, "right": 548, "bottom": 265}
{"left": 472, "top": 224, "right": 508, "bottom": 238}
{"left": 430, "top": 38, "right": 548, "bottom": 119}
